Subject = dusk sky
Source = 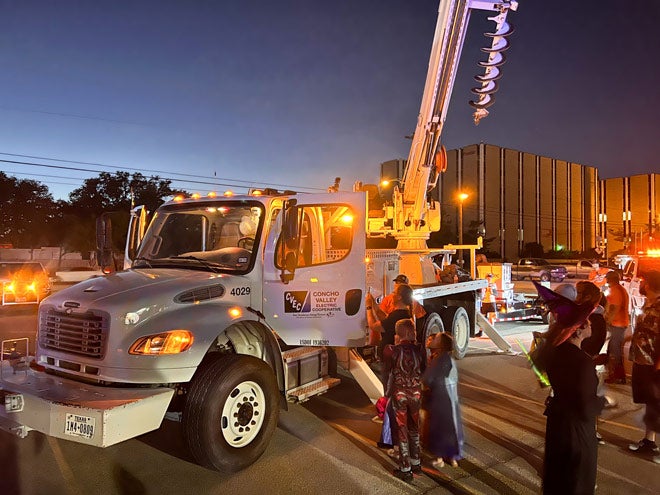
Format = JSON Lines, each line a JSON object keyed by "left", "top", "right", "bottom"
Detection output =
{"left": 1, "top": 0, "right": 658, "bottom": 201}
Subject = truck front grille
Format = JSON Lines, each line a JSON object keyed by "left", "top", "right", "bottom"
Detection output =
{"left": 39, "top": 308, "right": 108, "bottom": 359}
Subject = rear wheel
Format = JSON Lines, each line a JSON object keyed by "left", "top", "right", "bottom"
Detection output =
{"left": 540, "top": 272, "right": 551, "bottom": 282}
{"left": 441, "top": 306, "right": 471, "bottom": 359}
{"left": 183, "top": 354, "right": 279, "bottom": 473}
{"left": 422, "top": 312, "right": 445, "bottom": 355}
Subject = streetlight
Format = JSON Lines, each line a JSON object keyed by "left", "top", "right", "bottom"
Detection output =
{"left": 380, "top": 178, "right": 402, "bottom": 203}
{"left": 457, "top": 192, "right": 469, "bottom": 266}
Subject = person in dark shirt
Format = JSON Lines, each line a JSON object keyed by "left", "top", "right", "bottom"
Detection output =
{"left": 627, "top": 270, "right": 660, "bottom": 463}
{"left": 366, "top": 283, "right": 414, "bottom": 361}
{"left": 576, "top": 281, "right": 608, "bottom": 358}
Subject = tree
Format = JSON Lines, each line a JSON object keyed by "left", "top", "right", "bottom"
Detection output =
{"left": 522, "top": 242, "right": 544, "bottom": 258}
{"left": 0, "top": 172, "right": 60, "bottom": 248}
{"left": 65, "top": 171, "right": 183, "bottom": 255}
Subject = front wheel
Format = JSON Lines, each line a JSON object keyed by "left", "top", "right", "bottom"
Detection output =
{"left": 183, "top": 354, "right": 279, "bottom": 473}
{"left": 441, "top": 306, "right": 471, "bottom": 360}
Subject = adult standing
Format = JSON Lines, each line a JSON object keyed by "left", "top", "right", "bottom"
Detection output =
{"left": 604, "top": 271, "right": 630, "bottom": 384}
{"left": 577, "top": 281, "right": 608, "bottom": 360}
{"left": 535, "top": 283, "right": 604, "bottom": 495}
{"left": 375, "top": 274, "right": 426, "bottom": 320}
{"left": 382, "top": 319, "right": 426, "bottom": 482}
{"left": 627, "top": 270, "right": 660, "bottom": 463}
{"left": 366, "top": 283, "right": 414, "bottom": 364}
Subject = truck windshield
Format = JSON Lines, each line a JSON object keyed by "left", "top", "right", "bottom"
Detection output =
{"left": 133, "top": 201, "right": 264, "bottom": 274}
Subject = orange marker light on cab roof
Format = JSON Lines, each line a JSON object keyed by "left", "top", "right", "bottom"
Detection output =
{"left": 173, "top": 195, "right": 185, "bottom": 202}
{"left": 191, "top": 193, "right": 201, "bottom": 199}
{"left": 207, "top": 191, "right": 217, "bottom": 198}
{"left": 223, "top": 190, "right": 234, "bottom": 197}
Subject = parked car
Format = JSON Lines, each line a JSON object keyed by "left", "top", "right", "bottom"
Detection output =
{"left": 54, "top": 267, "right": 104, "bottom": 283}
{"left": 564, "top": 259, "right": 598, "bottom": 279}
{"left": 0, "top": 261, "right": 51, "bottom": 305}
{"left": 512, "top": 258, "right": 568, "bottom": 282}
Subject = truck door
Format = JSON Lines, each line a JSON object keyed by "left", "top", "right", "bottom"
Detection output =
{"left": 263, "top": 192, "right": 367, "bottom": 347}
{"left": 124, "top": 205, "right": 149, "bottom": 268}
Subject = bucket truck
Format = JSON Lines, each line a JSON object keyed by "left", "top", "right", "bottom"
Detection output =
{"left": 0, "top": 1, "right": 520, "bottom": 473}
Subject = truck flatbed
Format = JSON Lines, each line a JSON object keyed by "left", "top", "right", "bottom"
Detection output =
{"left": 413, "top": 279, "right": 487, "bottom": 299}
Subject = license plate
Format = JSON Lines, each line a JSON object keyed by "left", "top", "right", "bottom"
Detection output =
{"left": 65, "top": 413, "right": 95, "bottom": 439}
{"left": 5, "top": 394, "right": 24, "bottom": 412}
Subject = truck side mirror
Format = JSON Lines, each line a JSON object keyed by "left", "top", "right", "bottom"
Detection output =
{"left": 282, "top": 200, "right": 299, "bottom": 249}
{"left": 279, "top": 199, "right": 299, "bottom": 283}
{"left": 96, "top": 214, "right": 116, "bottom": 274}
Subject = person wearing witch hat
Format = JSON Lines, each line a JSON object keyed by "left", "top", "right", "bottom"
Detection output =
{"left": 533, "top": 281, "right": 606, "bottom": 495}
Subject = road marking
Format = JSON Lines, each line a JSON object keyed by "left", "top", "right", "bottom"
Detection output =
{"left": 461, "top": 382, "right": 544, "bottom": 406}
{"left": 47, "top": 437, "right": 83, "bottom": 495}
{"left": 461, "top": 382, "right": 643, "bottom": 433}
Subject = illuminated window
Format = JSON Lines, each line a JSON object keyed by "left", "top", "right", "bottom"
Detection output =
{"left": 275, "top": 204, "right": 354, "bottom": 269}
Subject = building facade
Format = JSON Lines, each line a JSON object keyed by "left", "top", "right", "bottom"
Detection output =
{"left": 429, "top": 143, "right": 598, "bottom": 261}
{"left": 599, "top": 174, "right": 659, "bottom": 255}
{"left": 382, "top": 143, "right": 657, "bottom": 261}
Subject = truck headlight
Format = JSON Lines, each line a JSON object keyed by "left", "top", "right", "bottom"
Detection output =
{"left": 129, "top": 330, "right": 194, "bottom": 355}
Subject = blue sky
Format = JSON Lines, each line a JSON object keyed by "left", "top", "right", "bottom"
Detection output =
{"left": 1, "top": 0, "right": 658, "bottom": 200}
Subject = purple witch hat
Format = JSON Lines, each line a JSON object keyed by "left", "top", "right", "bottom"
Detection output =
{"left": 533, "top": 281, "right": 596, "bottom": 345}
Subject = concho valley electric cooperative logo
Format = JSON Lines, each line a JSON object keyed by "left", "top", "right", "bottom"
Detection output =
{"left": 284, "top": 290, "right": 342, "bottom": 315}
{"left": 284, "top": 291, "right": 311, "bottom": 313}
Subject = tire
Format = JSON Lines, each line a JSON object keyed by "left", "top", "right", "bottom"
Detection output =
{"left": 441, "top": 306, "right": 471, "bottom": 360}
{"left": 422, "top": 312, "right": 445, "bottom": 353}
{"left": 183, "top": 354, "right": 279, "bottom": 473}
{"left": 539, "top": 272, "right": 550, "bottom": 282}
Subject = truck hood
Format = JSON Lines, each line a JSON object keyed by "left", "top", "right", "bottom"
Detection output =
{"left": 43, "top": 268, "right": 226, "bottom": 309}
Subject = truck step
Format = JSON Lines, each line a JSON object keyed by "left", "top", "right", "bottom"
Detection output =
{"left": 281, "top": 346, "right": 324, "bottom": 363}
{"left": 286, "top": 376, "right": 340, "bottom": 403}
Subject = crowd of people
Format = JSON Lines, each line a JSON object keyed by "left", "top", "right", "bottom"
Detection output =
{"left": 364, "top": 269, "right": 660, "bottom": 490}
{"left": 365, "top": 275, "right": 464, "bottom": 482}
{"left": 531, "top": 272, "right": 659, "bottom": 494}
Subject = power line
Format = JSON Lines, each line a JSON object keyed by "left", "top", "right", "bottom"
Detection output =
{"left": 3, "top": 169, "right": 247, "bottom": 195}
{"left": 0, "top": 151, "right": 327, "bottom": 192}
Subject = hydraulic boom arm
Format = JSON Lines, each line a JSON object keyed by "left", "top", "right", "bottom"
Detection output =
{"left": 394, "top": 0, "right": 518, "bottom": 250}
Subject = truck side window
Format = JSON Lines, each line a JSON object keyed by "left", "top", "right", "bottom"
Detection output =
{"left": 275, "top": 204, "right": 354, "bottom": 269}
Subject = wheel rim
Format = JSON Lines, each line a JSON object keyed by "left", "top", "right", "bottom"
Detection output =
{"left": 221, "top": 380, "right": 266, "bottom": 448}
{"left": 423, "top": 313, "right": 444, "bottom": 356}
{"left": 454, "top": 313, "right": 469, "bottom": 349}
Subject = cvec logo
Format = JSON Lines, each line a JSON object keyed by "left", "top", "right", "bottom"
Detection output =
{"left": 284, "top": 291, "right": 310, "bottom": 313}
